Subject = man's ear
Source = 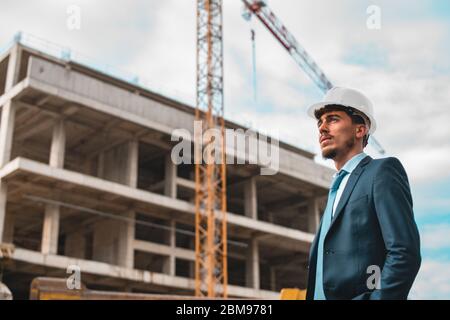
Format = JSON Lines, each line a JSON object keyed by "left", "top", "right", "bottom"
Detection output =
{"left": 356, "top": 124, "right": 368, "bottom": 139}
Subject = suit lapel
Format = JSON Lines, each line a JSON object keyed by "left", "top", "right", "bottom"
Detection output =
{"left": 327, "top": 155, "right": 372, "bottom": 233}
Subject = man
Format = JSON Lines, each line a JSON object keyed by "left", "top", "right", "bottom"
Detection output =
{"left": 305, "top": 87, "right": 421, "bottom": 300}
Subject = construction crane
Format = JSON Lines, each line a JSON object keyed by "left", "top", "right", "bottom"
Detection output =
{"left": 241, "top": 0, "right": 385, "bottom": 154}
{"left": 195, "top": 0, "right": 228, "bottom": 297}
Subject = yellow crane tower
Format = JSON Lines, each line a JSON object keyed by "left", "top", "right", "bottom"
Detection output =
{"left": 195, "top": 0, "right": 228, "bottom": 298}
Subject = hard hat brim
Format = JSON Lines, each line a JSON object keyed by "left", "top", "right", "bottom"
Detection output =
{"left": 307, "top": 102, "right": 377, "bottom": 135}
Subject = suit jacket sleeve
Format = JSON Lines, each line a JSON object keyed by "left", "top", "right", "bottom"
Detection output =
{"left": 355, "top": 157, "right": 421, "bottom": 300}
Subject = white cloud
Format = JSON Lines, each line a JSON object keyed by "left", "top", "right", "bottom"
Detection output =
{"left": 409, "top": 224, "right": 450, "bottom": 299}
{"left": 0, "top": 0, "right": 160, "bottom": 60}
{"left": 410, "top": 259, "right": 450, "bottom": 300}
{"left": 421, "top": 224, "right": 450, "bottom": 250}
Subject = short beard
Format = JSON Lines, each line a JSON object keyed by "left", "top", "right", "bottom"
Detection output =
{"left": 322, "top": 148, "right": 337, "bottom": 159}
{"left": 322, "top": 136, "right": 355, "bottom": 160}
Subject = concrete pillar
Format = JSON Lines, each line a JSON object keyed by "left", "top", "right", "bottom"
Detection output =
{"left": 164, "top": 154, "right": 177, "bottom": 198}
{"left": 189, "top": 261, "right": 195, "bottom": 279}
{"left": 92, "top": 213, "right": 134, "bottom": 267}
{"left": 245, "top": 237, "right": 260, "bottom": 290}
{"left": 49, "top": 119, "right": 66, "bottom": 167}
{"left": 169, "top": 220, "right": 176, "bottom": 276}
{"left": 270, "top": 267, "right": 277, "bottom": 292}
{"left": 41, "top": 120, "right": 65, "bottom": 255}
{"left": 97, "top": 152, "right": 105, "bottom": 178}
{"left": 102, "top": 140, "right": 139, "bottom": 186}
{"left": 126, "top": 140, "right": 139, "bottom": 188}
{"left": 307, "top": 197, "right": 321, "bottom": 233}
{"left": 0, "top": 101, "right": 16, "bottom": 167}
{"left": 120, "top": 140, "right": 139, "bottom": 268}
{"left": 162, "top": 220, "right": 176, "bottom": 276}
{"left": 122, "top": 283, "right": 133, "bottom": 293}
{"left": 0, "top": 101, "right": 17, "bottom": 243}
{"left": 117, "top": 211, "right": 135, "bottom": 268}
{"left": 4, "top": 44, "right": 22, "bottom": 91}
{"left": 244, "top": 177, "right": 257, "bottom": 219}
{"left": 64, "top": 230, "right": 85, "bottom": 259}
{"left": 41, "top": 204, "right": 60, "bottom": 254}
{"left": 103, "top": 143, "right": 127, "bottom": 183}
{"left": 92, "top": 219, "right": 118, "bottom": 264}
{"left": 266, "top": 211, "right": 274, "bottom": 223}
{"left": 2, "top": 212, "right": 14, "bottom": 243}
{"left": 0, "top": 184, "right": 7, "bottom": 243}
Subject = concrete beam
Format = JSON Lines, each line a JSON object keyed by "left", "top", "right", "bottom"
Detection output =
{"left": 69, "top": 118, "right": 122, "bottom": 152}
{"left": 176, "top": 178, "right": 195, "bottom": 191}
{"left": 134, "top": 239, "right": 194, "bottom": 262}
{"left": 14, "top": 114, "right": 53, "bottom": 142}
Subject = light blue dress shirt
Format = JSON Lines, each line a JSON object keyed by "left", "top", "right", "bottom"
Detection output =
{"left": 314, "top": 152, "right": 368, "bottom": 300}
{"left": 332, "top": 152, "right": 367, "bottom": 217}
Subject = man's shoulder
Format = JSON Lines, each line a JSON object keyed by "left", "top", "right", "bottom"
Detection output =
{"left": 365, "top": 156, "right": 409, "bottom": 181}
{"left": 367, "top": 156, "right": 404, "bottom": 169}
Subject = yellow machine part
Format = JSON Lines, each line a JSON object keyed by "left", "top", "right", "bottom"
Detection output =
{"left": 280, "top": 288, "right": 306, "bottom": 300}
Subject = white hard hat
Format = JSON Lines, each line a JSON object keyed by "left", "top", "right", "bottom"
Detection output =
{"left": 307, "top": 87, "right": 376, "bottom": 134}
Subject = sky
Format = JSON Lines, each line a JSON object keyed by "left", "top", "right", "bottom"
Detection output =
{"left": 0, "top": 0, "right": 449, "bottom": 299}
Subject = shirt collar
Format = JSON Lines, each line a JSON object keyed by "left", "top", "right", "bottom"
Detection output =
{"left": 334, "top": 152, "right": 367, "bottom": 177}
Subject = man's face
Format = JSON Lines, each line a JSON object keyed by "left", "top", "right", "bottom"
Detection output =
{"left": 317, "top": 110, "right": 357, "bottom": 159}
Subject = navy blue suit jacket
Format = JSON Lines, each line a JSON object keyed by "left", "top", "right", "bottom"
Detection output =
{"left": 306, "top": 156, "right": 421, "bottom": 300}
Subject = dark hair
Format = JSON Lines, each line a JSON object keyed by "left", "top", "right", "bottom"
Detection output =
{"left": 315, "top": 104, "right": 370, "bottom": 147}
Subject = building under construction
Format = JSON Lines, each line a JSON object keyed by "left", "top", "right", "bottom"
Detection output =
{"left": 0, "top": 38, "right": 334, "bottom": 299}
